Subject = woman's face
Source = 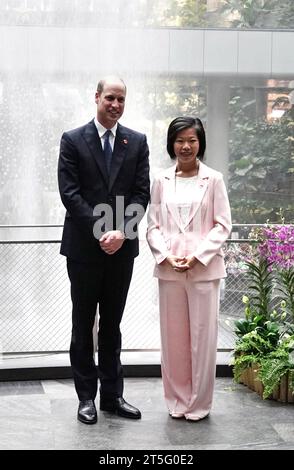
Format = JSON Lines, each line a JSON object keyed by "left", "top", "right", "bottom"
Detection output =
{"left": 173, "top": 127, "right": 199, "bottom": 164}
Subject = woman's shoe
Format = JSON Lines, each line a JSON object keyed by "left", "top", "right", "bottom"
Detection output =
{"left": 169, "top": 412, "right": 185, "bottom": 419}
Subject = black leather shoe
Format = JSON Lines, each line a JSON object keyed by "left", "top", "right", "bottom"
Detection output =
{"left": 100, "top": 397, "right": 141, "bottom": 419}
{"left": 77, "top": 400, "right": 97, "bottom": 424}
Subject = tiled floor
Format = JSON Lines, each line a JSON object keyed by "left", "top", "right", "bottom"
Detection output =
{"left": 0, "top": 377, "right": 293, "bottom": 450}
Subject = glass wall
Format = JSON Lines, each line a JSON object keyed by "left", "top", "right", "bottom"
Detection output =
{"left": 0, "top": 0, "right": 293, "bottom": 29}
{"left": 228, "top": 79, "right": 294, "bottom": 223}
{"left": 0, "top": 0, "right": 293, "bottom": 356}
{"left": 0, "top": 73, "right": 293, "bottom": 225}
{"left": 0, "top": 1, "right": 293, "bottom": 226}
{"left": 0, "top": 74, "right": 207, "bottom": 224}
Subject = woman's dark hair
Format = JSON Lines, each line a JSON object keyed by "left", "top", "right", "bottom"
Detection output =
{"left": 167, "top": 116, "right": 206, "bottom": 160}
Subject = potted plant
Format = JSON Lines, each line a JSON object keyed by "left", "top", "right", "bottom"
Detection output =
{"left": 232, "top": 223, "right": 294, "bottom": 402}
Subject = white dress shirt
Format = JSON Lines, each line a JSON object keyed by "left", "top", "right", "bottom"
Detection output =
{"left": 94, "top": 117, "right": 117, "bottom": 151}
{"left": 175, "top": 175, "right": 199, "bottom": 226}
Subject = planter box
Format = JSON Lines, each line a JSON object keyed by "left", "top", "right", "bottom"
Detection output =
{"left": 239, "top": 364, "right": 294, "bottom": 403}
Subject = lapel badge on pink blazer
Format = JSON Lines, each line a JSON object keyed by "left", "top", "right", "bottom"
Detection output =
{"left": 199, "top": 176, "right": 209, "bottom": 188}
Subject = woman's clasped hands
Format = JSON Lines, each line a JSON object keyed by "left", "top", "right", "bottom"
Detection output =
{"left": 164, "top": 254, "right": 197, "bottom": 272}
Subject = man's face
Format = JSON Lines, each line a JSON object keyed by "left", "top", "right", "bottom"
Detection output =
{"left": 95, "top": 81, "right": 126, "bottom": 128}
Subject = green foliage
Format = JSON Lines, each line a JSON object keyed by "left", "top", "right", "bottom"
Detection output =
{"left": 233, "top": 332, "right": 294, "bottom": 397}
{"left": 233, "top": 352, "right": 260, "bottom": 382}
{"left": 258, "top": 335, "right": 294, "bottom": 398}
{"left": 140, "top": 0, "right": 207, "bottom": 28}
{"left": 221, "top": 0, "right": 294, "bottom": 29}
{"left": 141, "top": 0, "right": 294, "bottom": 29}
{"left": 275, "top": 269, "right": 294, "bottom": 323}
{"left": 233, "top": 226, "right": 294, "bottom": 399}
{"left": 234, "top": 324, "right": 279, "bottom": 355}
{"left": 233, "top": 334, "right": 294, "bottom": 396}
{"left": 245, "top": 259, "right": 273, "bottom": 319}
{"left": 233, "top": 261, "right": 280, "bottom": 380}
{"left": 162, "top": 0, "right": 207, "bottom": 27}
{"left": 228, "top": 96, "right": 294, "bottom": 224}
{"left": 221, "top": 0, "right": 268, "bottom": 28}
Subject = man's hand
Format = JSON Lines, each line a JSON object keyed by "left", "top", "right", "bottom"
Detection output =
{"left": 99, "top": 230, "right": 125, "bottom": 255}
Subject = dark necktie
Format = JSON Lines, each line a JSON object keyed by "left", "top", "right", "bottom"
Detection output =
{"left": 103, "top": 129, "right": 113, "bottom": 173}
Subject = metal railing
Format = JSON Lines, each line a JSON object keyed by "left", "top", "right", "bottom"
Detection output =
{"left": 0, "top": 224, "right": 263, "bottom": 355}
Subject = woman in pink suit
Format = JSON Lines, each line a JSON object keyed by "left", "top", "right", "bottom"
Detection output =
{"left": 147, "top": 117, "right": 232, "bottom": 421}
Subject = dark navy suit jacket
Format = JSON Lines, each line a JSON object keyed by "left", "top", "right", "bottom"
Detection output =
{"left": 58, "top": 119, "right": 150, "bottom": 263}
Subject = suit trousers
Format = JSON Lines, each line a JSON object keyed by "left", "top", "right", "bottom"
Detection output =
{"left": 67, "top": 255, "right": 134, "bottom": 401}
{"left": 158, "top": 277, "right": 220, "bottom": 420}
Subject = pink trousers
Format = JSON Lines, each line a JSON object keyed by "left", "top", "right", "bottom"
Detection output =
{"left": 158, "top": 278, "right": 220, "bottom": 420}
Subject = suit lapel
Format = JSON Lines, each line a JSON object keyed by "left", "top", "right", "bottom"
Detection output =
{"left": 163, "top": 166, "right": 184, "bottom": 232}
{"left": 108, "top": 125, "right": 129, "bottom": 191}
{"left": 83, "top": 120, "right": 109, "bottom": 187}
{"left": 163, "top": 162, "right": 210, "bottom": 231}
{"left": 82, "top": 121, "right": 129, "bottom": 191}
{"left": 185, "top": 161, "right": 209, "bottom": 228}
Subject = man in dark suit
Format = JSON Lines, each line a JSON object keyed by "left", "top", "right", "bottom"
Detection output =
{"left": 58, "top": 76, "right": 150, "bottom": 424}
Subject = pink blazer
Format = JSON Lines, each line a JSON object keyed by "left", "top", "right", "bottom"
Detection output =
{"left": 146, "top": 161, "right": 232, "bottom": 281}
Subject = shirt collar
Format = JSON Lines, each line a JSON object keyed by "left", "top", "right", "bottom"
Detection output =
{"left": 163, "top": 161, "right": 210, "bottom": 180}
{"left": 94, "top": 117, "right": 117, "bottom": 138}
